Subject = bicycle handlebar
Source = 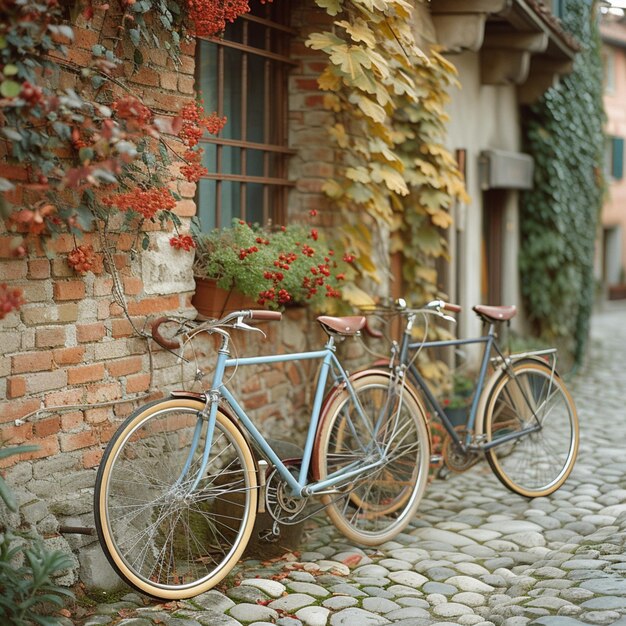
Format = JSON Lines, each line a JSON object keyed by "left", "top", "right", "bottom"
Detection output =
{"left": 437, "top": 301, "right": 462, "bottom": 313}
{"left": 247, "top": 310, "right": 283, "bottom": 321}
{"left": 151, "top": 310, "right": 282, "bottom": 350}
{"left": 151, "top": 317, "right": 180, "bottom": 350}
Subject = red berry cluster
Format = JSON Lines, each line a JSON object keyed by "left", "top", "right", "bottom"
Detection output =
{"left": 169, "top": 234, "right": 196, "bottom": 251}
{"left": 258, "top": 287, "right": 291, "bottom": 306}
{"left": 239, "top": 245, "right": 259, "bottom": 260}
{"left": 178, "top": 103, "right": 226, "bottom": 183}
{"left": 0, "top": 283, "right": 25, "bottom": 320}
{"left": 187, "top": 0, "right": 247, "bottom": 37}
{"left": 273, "top": 252, "right": 297, "bottom": 270}
{"left": 180, "top": 157, "right": 208, "bottom": 184}
{"left": 103, "top": 187, "right": 176, "bottom": 220}
{"left": 20, "top": 81, "right": 44, "bottom": 107}
{"left": 112, "top": 96, "right": 153, "bottom": 132}
{"left": 8, "top": 203, "right": 57, "bottom": 236}
{"left": 179, "top": 102, "right": 226, "bottom": 148}
{"left": 67, "top": 244, "right": 96, "bottom": 274}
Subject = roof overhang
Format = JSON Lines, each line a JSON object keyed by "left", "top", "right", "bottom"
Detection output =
{"left": 430, "top": 0, "right": 579, "bottom": 103}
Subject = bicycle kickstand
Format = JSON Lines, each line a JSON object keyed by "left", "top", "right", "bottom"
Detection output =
{"left": 259, "top": 520, "right": 282, "bottom": 543}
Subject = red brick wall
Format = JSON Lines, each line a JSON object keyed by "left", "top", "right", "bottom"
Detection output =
{"left": 0, "top": 1, "right": 367, "bottom": 586}
{"left": 0, "top": 9, "right": 198, "bottom": 578}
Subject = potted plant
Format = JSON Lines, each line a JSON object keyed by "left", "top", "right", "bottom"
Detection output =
{"left": 440, "top": 373, "right": 474, "bottom": 427}
{"left": 192, "top": 219, "right": 353, "bottom": 315}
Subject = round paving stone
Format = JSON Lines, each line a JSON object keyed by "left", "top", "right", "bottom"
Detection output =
{"left": 226, "top": 585, "right": 270, "bottom": 603}
{"left": 387, "top": 570, "right": 427, "bottom": 587}
{"left": 354, "top": 564, "right": 390, "bottom": 577}
{"left": 361, "top": 597, "right": 401, "bottom": 613}
{"left": 295, "top": 606, "right": 331, "bottom": 626}
{"left": 287, "top": 582, "right": 330, "bottom": 598}
{"left": 423, "top": 582, "right": 458, "bottom": 595}
{"left": 329, "top": 607, "right": 390, "bottom": 626}
{"left": 385, "top": 606, "right": 430, "bottom": 620}
{"left": 445, "top": 575, "right": 495, "bottom": 593}
{"left": 322, "top": 596, "right": 358, "bottom": 610}
{"left": 269, "top": 593, "right": 316, "bottom": 612}
{"left": 433, "top": 602, "right": 475, "bottom": 617}
{"left": 452, "top": 592, "right": 486, "bottom": 607}
{"left": 580, "top": 578, "right": 626, "bottom": 595}
{"left": 427, "top": 566, "right": 457, "bottom": 581}
{"left": 229, "top": 603, "right": 278, "bottom": 623}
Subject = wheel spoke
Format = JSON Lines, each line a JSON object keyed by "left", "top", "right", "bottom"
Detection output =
{"left": 95, "top": 401, "right": 257, "bottom": 599}
{"left": 485, "top": 362, "right": 578, "bottom": 497}
{"left": 317, "top": 374, "right": 430, "bottom": 544}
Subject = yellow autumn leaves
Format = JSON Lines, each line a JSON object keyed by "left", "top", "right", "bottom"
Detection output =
{"left": 306, "top": 0, "right": 468, "bottom": 306}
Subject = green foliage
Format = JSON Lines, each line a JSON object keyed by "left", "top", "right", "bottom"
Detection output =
{"left": 193, "top": 220, "right": 354, "bottom": 311}
{"left": 0, "top": 0, "right": 183, "bottom": 253}
{"left": 521, "top": 0, "right": 605, "bottom": 364}
{"left": 0, "top": 446, "right": 74, "bottom": 626}
{"left": 307, "top": 0, "right": 467, "bottom": 305}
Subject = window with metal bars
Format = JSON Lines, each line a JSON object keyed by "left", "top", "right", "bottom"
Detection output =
{"left": 195, "top": 2, "right": 295, "bottom": 231}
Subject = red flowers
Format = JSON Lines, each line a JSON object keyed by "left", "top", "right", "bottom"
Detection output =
{"left": 178, "top": 102, "right": 226, "bottom": 183}
{"left": 169, "top": 234, "right": 196, "bottom": 251}
{"left": 112, "top": 96, "right": 153, "bottom": 132}
{"left": 179, "top": 102, "right": 226, "bottom": 148}
{"left": 67, "top": 244, "right": 96, "bottom": 274}
{"left": 194, "top": 220, "right": 350, "bottom": 311}
{"left": 186, "top": 0, "right": 267, "bottom": 37}
{"left": 0, "top": 284, "right": 25, "bottom": 320}
{"left": 180, "top": 160, "right": 208, "bottom": 183}
{"left": 103, "top": 188, "right": 176, "bottom": 220}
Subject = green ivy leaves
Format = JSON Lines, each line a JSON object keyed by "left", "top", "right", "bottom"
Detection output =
{"left": 521, "top": 0, "right": 605, "bottom": 364}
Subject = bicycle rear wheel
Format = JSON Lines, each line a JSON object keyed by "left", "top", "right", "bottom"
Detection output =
{"left": 94, "top": 398, "right": 258, "bottom": 599}
{"left": 314, "top": 372, "right": 430, "bottom": 545}
{"left": 482, "top": 360, "right": 578, "bottom": 498}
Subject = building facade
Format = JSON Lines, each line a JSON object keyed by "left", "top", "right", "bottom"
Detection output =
{"left": 0, "top": 0, "right": 578, "bottom": 588}
{"left": 600, "top": 12, "right": 626, "bottom": 299}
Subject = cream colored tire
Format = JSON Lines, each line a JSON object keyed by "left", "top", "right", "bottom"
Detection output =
{"left": 94, "top": 398, "right": 257, "bottom": 599}
{"left": 480, "top": 361, "right": 578, "bottom": 498}
{"left": 316, "top": 373, "right": 430, "bottom": 545}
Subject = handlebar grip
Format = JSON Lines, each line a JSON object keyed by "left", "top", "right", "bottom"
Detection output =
{"left": 443, "top": 302, "right": 462, "bottom": 313}
{"left": 151, "top": 317, "right": 180, "bottom": 350}
{"left": 248, "top": 310, "right": 282, "bottom": 321}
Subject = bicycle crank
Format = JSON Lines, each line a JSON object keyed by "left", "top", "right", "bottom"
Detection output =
{"left": 442, "top": 426, "right": 481, "bottom": 473}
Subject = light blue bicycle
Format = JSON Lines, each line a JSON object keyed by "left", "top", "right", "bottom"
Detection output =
{"left": 94, "top": 309, "right": 431, "bottom": 599}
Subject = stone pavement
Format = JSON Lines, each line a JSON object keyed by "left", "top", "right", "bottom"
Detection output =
{"left": 69, "top": 306, "right": 626, "bottom": 626}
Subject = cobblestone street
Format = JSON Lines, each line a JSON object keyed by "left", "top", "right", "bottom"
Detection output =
{"left": 76, "top": 306, "right": 626, "bottom": 626}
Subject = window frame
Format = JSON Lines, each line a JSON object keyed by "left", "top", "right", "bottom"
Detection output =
{"left": 196, "top": 7, "right": 296, "bottom": 231}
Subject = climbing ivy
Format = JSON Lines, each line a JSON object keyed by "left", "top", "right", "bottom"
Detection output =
{"left": 306, "top": 0, "right": 467, "bottom": 306}
{"left": 521, "top": 0, "right": 605, "bottom": 364}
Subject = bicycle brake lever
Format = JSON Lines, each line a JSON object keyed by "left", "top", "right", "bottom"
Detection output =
{"left": 440, "top": 313, "right": 457, "bottom": 324}
{"left": 233, "top": 320, "right": 267, "bottom": 338}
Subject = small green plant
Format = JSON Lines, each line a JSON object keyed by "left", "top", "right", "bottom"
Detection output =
{"left": 0, "top": 445, "right": 74, "bottom": 626}
{"left": 193, "top": 220, "right": 354, "bottom": 311}
{"left": 440, "top": 373, "right": 474, "bottom": 410}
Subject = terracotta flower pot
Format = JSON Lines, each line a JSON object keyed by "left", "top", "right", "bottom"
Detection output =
{"left": 191, "top": 277, "right": 256, "bottom": 319}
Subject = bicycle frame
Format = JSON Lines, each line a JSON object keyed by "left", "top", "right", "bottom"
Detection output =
{"left": 181, "top": 332, "right": 387, "bottom": 499}
{"left": 398, "top": 316, "right": 546, "bottom": 451}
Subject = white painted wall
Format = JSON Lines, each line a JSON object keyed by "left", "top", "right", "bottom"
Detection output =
{"left": 443, "top": 51, "right": 523, "bottom": 339}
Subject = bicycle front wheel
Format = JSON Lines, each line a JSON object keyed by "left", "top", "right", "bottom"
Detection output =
{"left": 314, "top": 373, "right": 430, "bottom": 545}
{"left": 94, "top": 398, "right": 258, "bottom": 599}
{"left": 482, "top": 360, "right": 579, "bottom": 498}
